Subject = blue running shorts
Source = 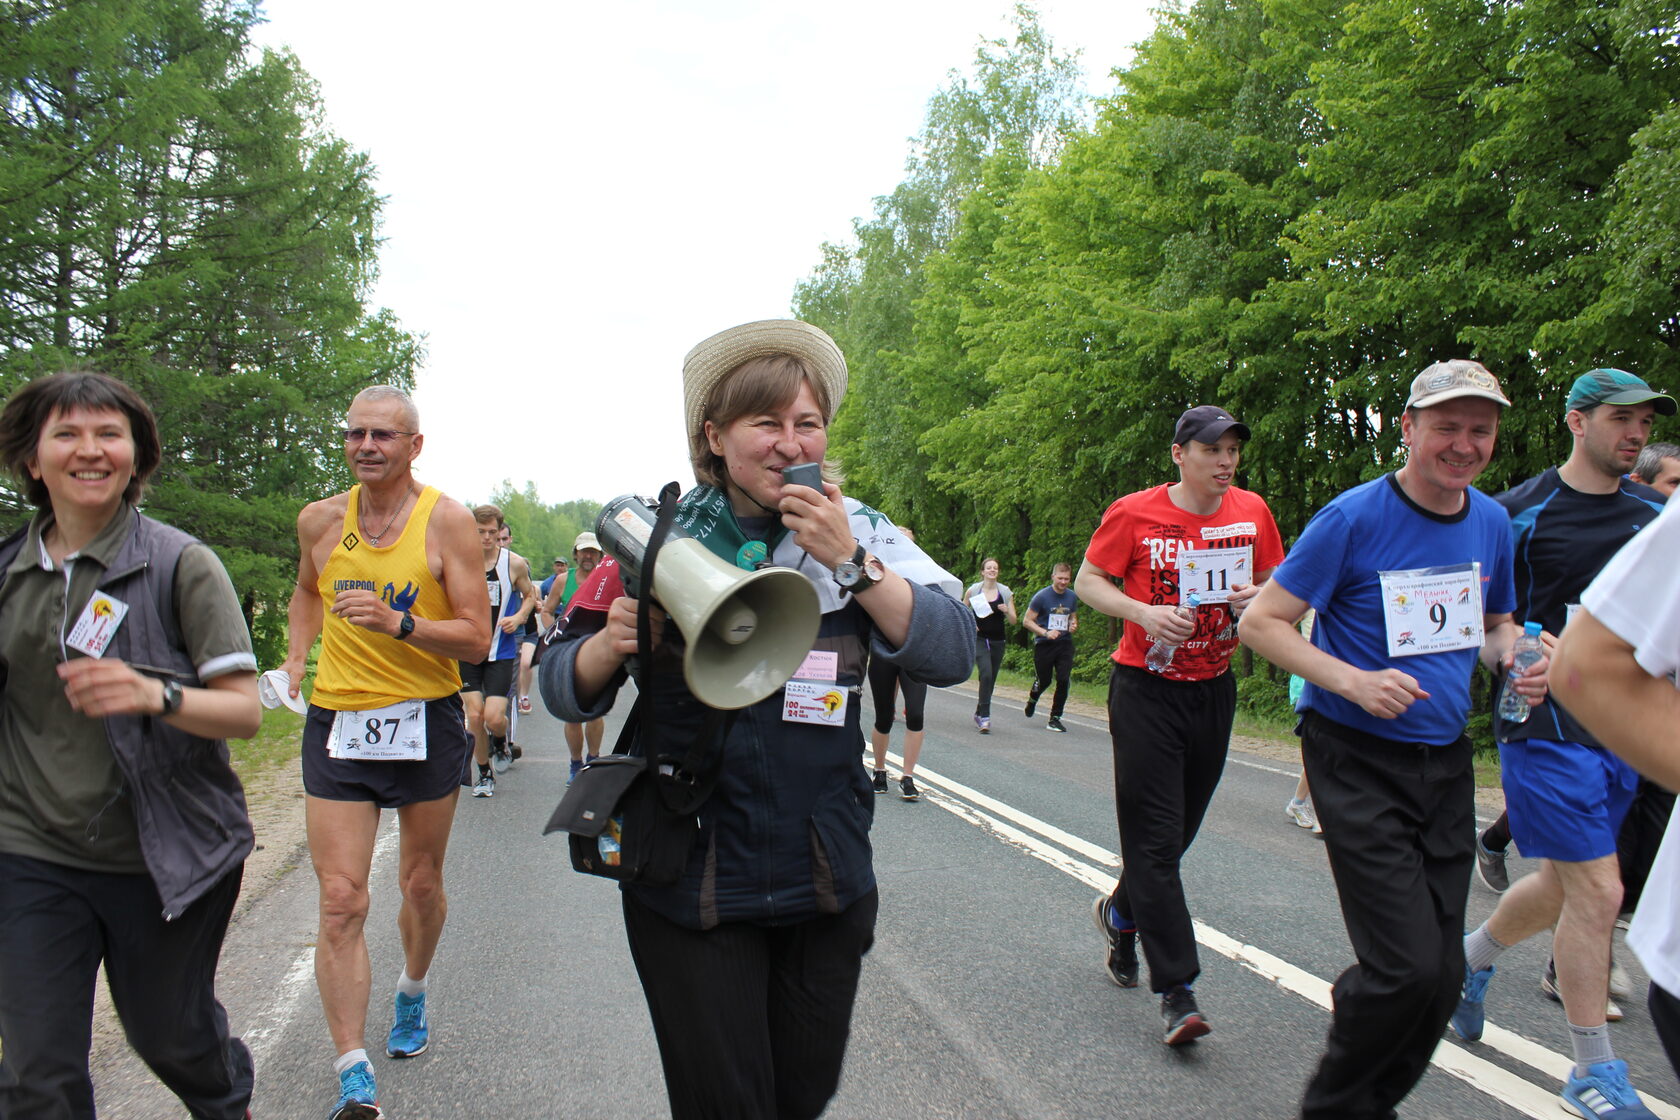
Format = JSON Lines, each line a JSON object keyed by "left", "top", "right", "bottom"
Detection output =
{"left": 1500, "top": 737, "right": 1638, "bottom": 862}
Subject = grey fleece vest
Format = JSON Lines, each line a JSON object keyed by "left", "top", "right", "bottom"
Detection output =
{"left": 0, "top": 510, "right": 253, "bottom": 919}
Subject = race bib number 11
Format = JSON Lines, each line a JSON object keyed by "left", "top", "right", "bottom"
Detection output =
{"left": 1177, "top": 545, "right": 1253, "bottom": 605}
{"left": 1377, "top": 563, "right": 1483, "bottom": 657}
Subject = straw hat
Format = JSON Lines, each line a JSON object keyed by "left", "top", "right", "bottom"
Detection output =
{"left": 682, "top": 320, "right": 848, "bottom": 438}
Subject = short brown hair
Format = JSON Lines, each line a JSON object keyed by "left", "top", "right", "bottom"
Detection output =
{"left": 473, "top": 504, "right": 504, "bottom": 527}
{"left": 0, "top": 371, "right": 162, "bottom": 510}
{"left": 689, "top": 355, "right": 841, "bottom": 490}
{"left": 1053, "top": 562, "right": 1072, "bottom": 576}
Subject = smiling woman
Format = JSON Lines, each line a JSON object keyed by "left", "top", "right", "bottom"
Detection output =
{"left": 0, "top": 370, "right": 261, "bottom": 1120}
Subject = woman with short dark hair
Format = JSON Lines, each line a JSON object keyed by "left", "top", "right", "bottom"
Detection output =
{"left": 0, "top": 370, "right": 261, "bottom": 1120}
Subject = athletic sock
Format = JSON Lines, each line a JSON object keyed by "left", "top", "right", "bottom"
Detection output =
{"left": 478, "top": 763, "right": 491, "bottom": 779}
{"left": 490, "top": 734, "right": 505, "bottom": 749}
{"left": 396, "top": 970, "right": 427, "bottom": 999}
{"left": 1567, "top": 1020, "right": 1614, "bottom": 1075}
{"left": 334, "top": 1048, "right": 370, "bottom": 1075}
{"left": 1464, "top": 923, "right": 1511, "bottom": 974}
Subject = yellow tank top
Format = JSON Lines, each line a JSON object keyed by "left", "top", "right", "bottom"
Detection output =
{"left": 311, "top": 485, "right": 462, "bottom": 710}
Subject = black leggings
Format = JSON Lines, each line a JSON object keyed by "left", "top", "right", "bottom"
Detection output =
{"left": 868, "top": 656, "right": 926, "bottom": 734}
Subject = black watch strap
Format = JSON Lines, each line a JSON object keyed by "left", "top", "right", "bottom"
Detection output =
{"left": 396, "top": 610, "right": 416, "bottom": 641}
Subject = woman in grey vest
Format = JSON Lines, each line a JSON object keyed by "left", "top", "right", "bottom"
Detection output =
{"left": 0, "top": 371, "right": 261, "bottom": 1120}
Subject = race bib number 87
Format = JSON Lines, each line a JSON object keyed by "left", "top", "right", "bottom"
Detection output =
{"left": 328, "top": 700, "right": 428, "bottom": 760}
{"left": 1377, "top": 563, "right": 1483, "bottom": 657}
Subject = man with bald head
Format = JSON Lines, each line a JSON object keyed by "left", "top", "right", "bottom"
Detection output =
{"left": 280, "top": 385, "right": 490, "bottom": 1120}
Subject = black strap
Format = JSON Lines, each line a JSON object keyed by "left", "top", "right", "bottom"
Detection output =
{"left": 633, "top": 483, "right": 732, "bottom": 815}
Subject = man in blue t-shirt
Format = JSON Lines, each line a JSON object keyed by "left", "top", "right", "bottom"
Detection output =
{"left": 1241, "top": 360, "right": 1543, "bottom": 1120}
{"left": 1023, "top": 563, "right": 1079, "bottom": 732}
{"left": 1449, "top": 369, "right": 1672, "bottom": 1119}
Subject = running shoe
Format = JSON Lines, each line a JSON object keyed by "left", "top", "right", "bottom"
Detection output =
{"left": 1560, "top": 1059, "right": 1658, "bottom": 1119}
{"left": 472, "top": 772, "right": 494, "bottom": 798}
{"left": 1476, "top": 836, "right": 1509, "bottom": 894}
{"left": 517, "top": 695, "right": 532, "bottom": 714}
{"left": 1090, "top": 895, "right": 1139, "bottom": 988}
{"left": 328, "top": 1061, "right": 383, "bottom": 1120}
{"left": 1286, "top": 797, "right": 1317, "bottom": 829}
{"left": 1542, "top": 959, "right": 1624, "bottom": 1021}
{"left": 1024, "top": 693, "right": 1038, "bottom": 718}
{"left": 1450, "top": 963, "right": 1495, "bottom": 1042}
{"left": 1609, "top": 958, "right": 1633, "bottom": 1002}
{"left": 975, "top": 714, "right": 990, "bottom": 734}
{"left": 900, "top": 775, "right": 920, "bottom": 802}
{"left": 568, "top": 759, "right": 583, "bottom": 782}
{"left": 490, "top": 736, "right": 511, "bottom": 774}
{"left": 1312, "top": 817, "right": 1324, "bottom": 838}
{"left": 872, "top": 769, "right": 889, "bottom": 795}
{"left": 386, "top": 991, "right": 429, "bottom": 1058}
{"left": 1160, "top": 985, "right": 1210, "bottom": 1045}
{"left": 1046, "top": 717, "right": 1067, "bottom": 733}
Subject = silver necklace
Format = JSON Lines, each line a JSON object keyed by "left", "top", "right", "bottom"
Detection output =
{"left": 362, "top": 489, "right": 411, "bottom": 545}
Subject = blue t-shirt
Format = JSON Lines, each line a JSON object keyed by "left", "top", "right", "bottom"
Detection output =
{"left": 1028, "top": 586, "right": 1079, "bottom": 645}
{"left": 1272, "top": 474, "right": 1516, "bottom": 746}
{"left": 1495, "top": 467, "right": 1665, "bottom": 745}
{"left": 540, "top": 574, "right": 557, "bottom": 598}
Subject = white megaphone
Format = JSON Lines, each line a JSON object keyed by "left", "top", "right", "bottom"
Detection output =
{"left": 596, "top": 494, "right": 821, "bottom": 710}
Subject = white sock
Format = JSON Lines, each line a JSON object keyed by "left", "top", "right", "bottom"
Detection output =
{"left": 1464, "top": 923, "right": 1510, "bottom": 974}
{"left": 334, "top": 1048, "right": 370, "bottom": 1075}
{"left": 396, "top": 970, "right": 427, "bottom": 998}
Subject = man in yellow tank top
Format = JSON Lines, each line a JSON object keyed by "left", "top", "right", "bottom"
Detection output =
{"left": 278, "top": 385, "right": 490, "bottom": 1120}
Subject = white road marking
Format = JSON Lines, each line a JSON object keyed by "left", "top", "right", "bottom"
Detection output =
{"left": 242, "top": 815, "right": 404, "bottom": 1067}
{"left": 886, "top": 753, "right": 1680, "bottom": 1120}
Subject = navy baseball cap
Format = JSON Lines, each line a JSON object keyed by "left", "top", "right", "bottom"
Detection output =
{"left": 1565, "top": 369, "right": 1676, "bottom": 416}
{"left": 1173, "top": 405, "right": 1250, "bottom": 446}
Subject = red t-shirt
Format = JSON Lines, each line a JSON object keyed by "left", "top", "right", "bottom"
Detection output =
{"left": 1084, "top": 484, "right": 1285, "bottom": 680}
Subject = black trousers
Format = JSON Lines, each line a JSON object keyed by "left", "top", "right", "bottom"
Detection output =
{"left": 1030, "top": 640, "right": 1073, "bottom": 719}
{"left": 1618, "top": 778, "right": 1676, "bottom": 912}
{"left": 0, "top": 853, "right": 252, "bottom": 1120}
{"left": 1299, "top": 712, "right": 1474, "bottom": 1120}
{"left": 974, "top": 636, "right": 1006, "bottom": 718}
{"left": 622, "top": 888, "right": 878, "bottom": 1120}
{"left": 1649, "top": 982, "right": 1680, "bottom": 1085}
{"left": 1105, "top": 665, "right": 1235, "bottom": 993}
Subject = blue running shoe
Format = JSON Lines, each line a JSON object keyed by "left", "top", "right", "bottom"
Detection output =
{"left": 1450, "top": 963, "right": 1494, "bottom": 1042}
{"left": 1561, "top": 1059, "right": 1658, "bottom": 1119}
{"left": 387, "top": 990, "right": 428, "bottom": 1058}
{"left": 328, "top": 1061, "right": 383, "bottom": 1120}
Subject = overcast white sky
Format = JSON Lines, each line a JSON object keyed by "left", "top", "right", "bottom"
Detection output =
{"left": 251, "top": 1, "right": 1159, "bottom": 508}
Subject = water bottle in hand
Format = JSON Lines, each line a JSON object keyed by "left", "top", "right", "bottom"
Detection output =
{"left": 1145, "top": 591, "right": 1202, "bottom": 673}
{"left": 1496, "top": 621, "right": 1545, "bottom": 723}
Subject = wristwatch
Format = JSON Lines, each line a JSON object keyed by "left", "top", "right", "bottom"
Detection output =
{"left": 395, "top": 610, "right": 416, "bottom": 641}
{"left": 158, "top": 679, "right": 184, "bottom": 717}
{"left": 833, "top": 544, "right": 882, "bottom": 596}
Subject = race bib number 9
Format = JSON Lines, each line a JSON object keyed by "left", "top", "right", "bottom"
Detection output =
{"left": 328, "top": 700, "right": 428, "bottom": 760}
{"left": 1177, "top": 545, "right": 1253, "bottom": 605}
{"left": 1377, "top": 563, "right": 1483, "bottom": 657}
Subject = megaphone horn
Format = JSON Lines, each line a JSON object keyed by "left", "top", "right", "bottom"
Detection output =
{"left": 597, "top": 495, "right": 821, "bottom": 710}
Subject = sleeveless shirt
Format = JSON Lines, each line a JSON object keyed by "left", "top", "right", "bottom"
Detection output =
{"left": 312, "top": 485, "right": 462, "bottom": 709}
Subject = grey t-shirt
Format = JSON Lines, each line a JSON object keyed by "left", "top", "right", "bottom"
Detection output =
{"left": 0, "top": 507, "right": 256, "bottom": 872}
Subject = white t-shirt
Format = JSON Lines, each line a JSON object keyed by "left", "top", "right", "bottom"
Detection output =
{"left": 1582, "top": 498, "right": 1680, "bottom": 994}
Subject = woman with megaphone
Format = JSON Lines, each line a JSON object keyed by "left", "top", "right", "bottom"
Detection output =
{"left": 542, "top": 319, "right": 973, "bottom": 1120}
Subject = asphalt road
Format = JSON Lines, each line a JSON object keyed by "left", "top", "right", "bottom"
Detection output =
{"left": 89, "top": 683, "right": 1680, "bottom": 1119}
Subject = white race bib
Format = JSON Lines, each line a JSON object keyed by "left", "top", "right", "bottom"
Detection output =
{"left": 66, "top": 591, "right": 128, "bottom": 658}
{"left": 782, "top": 680, "right": 849, "bottom": 727}
{"left": 328, "top": 700, "right": 428, "bottom": 760}
{"left": 969, "top": 593, "right": 993, "bottom": 618}
{"left": 1177, "top": 545, "right": 1253, "bottom": 605}
{"left": 1378, "top": 563, "right": 1483, "bottom": 657}
{"left": 1047, "top": 612, "right": 1070, "bottom": 633}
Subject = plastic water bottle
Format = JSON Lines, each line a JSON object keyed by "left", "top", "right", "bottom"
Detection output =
{"left": 1145, "top": 591, "right": 1202, "bottom": 673}
{"left": 1497, "top": 621, "right": 1545, "bottom": 723}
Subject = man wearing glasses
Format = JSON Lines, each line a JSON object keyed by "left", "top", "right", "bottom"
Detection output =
{"left": 279, "top": 385, "right": 489, "bottom": 1120}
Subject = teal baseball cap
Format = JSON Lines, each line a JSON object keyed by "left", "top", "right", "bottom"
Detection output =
{"left": 1566, "top": 369, "right": 1676, "bottom": 415}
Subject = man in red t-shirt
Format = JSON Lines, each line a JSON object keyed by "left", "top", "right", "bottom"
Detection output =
{"left": 1075, "top": 405, "right": 1286, "bottom": 1046}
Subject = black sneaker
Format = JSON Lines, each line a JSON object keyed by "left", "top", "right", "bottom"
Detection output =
{"left": 1024, "top": 693, "right": 1038, "bottom": 718}
{"left": 1091, "top": 896, "right": 1139, "bottom": 988}
{"left": 1047, "top": 717, "right": 1067, "bottom": 733}
{"left": 1476, "top": 836, "right": 1509, "bottom": 894}
{"left": 1161, "top": 986, "right": 1210, "bottom": 1045}
{"left": 899, "top": 775, "right": 920, "bottom": 801}
{"left": 872, "top": 769, "right": 889, "bottom": 795}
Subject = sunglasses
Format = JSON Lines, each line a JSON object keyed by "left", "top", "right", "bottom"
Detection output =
{"left": 340, "top": 428, "right": 415, "bottom": 445}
